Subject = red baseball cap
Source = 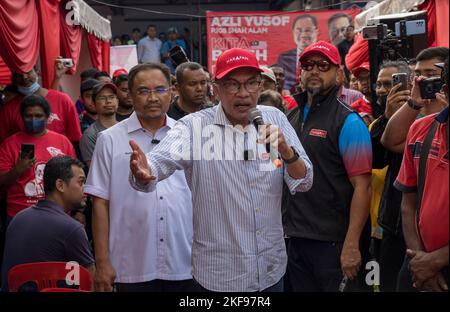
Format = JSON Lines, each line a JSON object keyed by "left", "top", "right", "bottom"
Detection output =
{"left": 299, "top": 41, "right": 341, "bottom": 66}
{"left": 352, "top": 62, "right": 370, "bottom": 78}
{"left": 214, "top": 48, "right": 263, "bottom": 80}
{"left": 112, "top": 68, "right": 128, "bottom": 78}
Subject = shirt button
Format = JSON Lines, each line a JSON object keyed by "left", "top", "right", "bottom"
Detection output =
{"left": 160, "top": 217, "right": 164, "bottom": 221}
{"left": 256, "top": 231, "right": 261, "bottom": 235}
{"left": 160, "top": 196, "right": 163, "bottom": 200}
{"left": 160, "top": 238, "right": 164, "bottom": 242}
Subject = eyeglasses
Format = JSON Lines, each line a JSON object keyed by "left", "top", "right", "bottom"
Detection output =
{"left": 96, "top": 95, "right": 117, "bottom": 102}
{"left": 300, "top": 60, "right": 332, "bottom": 72}
{"left": 136, "top": 87, "right": 170, "bottom": 97}
{"left": 219, "top": 79, "right": 262, "bottom": 94}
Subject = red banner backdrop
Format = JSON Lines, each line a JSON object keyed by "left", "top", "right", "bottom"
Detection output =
{"left": 207, "top": 9, "right": 360, "bottom": 90}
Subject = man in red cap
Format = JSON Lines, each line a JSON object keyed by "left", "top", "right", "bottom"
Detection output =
{"left": 128, "top": 48, "right": 313, "bottom": 292}
{"left": 285, "top": 41, "right": 372, "bottom": 291}
{"left": 350, "top": 62, "right": 373, "bottom": 124}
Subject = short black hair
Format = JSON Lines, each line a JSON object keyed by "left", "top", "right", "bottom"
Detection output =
{"left": 80, "top": 68, "right": 99, "bottom": 81}
{"left": 147, "top": 24, "right": 157, "bottom": 30}
{"left": 328, "top": 12, "right": 352, "bottom": 28}
{"left": 44, "top": 156, "right": 84, "bottom": 194}
{"left": 175, "top": 62, "right": 204, "bottom": 85}
{"left": 132, "top": 28, "right": 141, "bottom": 33}
{"left": 416, "top": 47, "right": 449, "bottom": 63}
{"left": 128, "top": 63, "right": 171, "bottom": 91}
{"left": 292, "top": 14, "right": 318, "bottom": 29}
{"left": 20, "top": 95, "right": 51, "bottom": 118}
{"left": 94, "top": 71, "right": 111, "bottom": 80}
{"left": 114, "top": 74, "right": 129, "bottom": 86}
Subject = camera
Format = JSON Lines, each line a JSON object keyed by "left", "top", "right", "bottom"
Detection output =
{"left": 419, "top": 77, "right": 443, "bottom": 99}
{"left": 58, "top": 58, "right": 74, "bottom": 68}
{"left": 169, "top": 46, "right": 189, "bottom": 67}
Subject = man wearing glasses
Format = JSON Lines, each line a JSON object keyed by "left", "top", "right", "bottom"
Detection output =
{"left": 85, "top": 63, "right": 195, "bottom": 292}
{"left": 80, "top": 82, "right": 119, "bottom": 168}
{"left": 285, "top": 41, "right": 372, "bottom": 291}
{"left": 128, "top": 48, "right": 313, "bottom": 291}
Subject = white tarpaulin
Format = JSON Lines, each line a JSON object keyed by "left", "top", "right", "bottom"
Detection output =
{"left": 110, "top": 45, "right": 138, "bottom": 74}
{"left": 354, "top": 0, "right": 426, "bottom": 31}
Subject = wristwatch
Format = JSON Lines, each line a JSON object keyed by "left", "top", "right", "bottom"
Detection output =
{"left": 407, "top": 99, "right": 422, "bottom": 110}
{"left": 282, "top": 147, "right": 299, "bottom": 164}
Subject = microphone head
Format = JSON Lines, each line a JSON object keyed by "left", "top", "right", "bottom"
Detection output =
{"left": 248, "top": 107, "right": 263, "bottom": 123}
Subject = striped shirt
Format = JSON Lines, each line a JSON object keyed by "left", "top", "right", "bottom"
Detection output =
{"left": 130, "top": 104, "right": 313, "bottom": 291}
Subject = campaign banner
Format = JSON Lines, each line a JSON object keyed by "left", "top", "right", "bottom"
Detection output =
{"left": 207, "top": 9, "right": 360, "bottom": 90}
{"left": 110, "top": 44, "right": 138, "bottom": 74}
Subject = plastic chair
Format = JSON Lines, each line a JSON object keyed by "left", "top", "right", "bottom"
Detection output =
{"left": 8, "top": 262, "right": 93, "bottom": 292}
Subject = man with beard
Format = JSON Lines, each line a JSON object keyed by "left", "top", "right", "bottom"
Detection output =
{"left": 277, "top": 15, "right": 318, "bottom": 92}
{"left": 285, "top": 41, "right": 372, "bottom": 291}
{"left": 167, "top": 62, "right": 209, "bottom": 120}
{"left": 80, "top": 82, "right": 118, "bottom": 168}
{"left": 114, "top": 74, "right": 134, "bottom": 121}
{"left": 350, "top": 63, "right": 373, "bottom": 125}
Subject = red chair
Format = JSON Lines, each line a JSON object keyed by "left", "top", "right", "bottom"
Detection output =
{"left": 8, "top": 262, "right": 93, "bottom": 292}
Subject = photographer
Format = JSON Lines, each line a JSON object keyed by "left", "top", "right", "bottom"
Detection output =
{"left": 381, "top": 47, "right": 449, "bottom": 153}
{"left": 394, "top": 57, "right": 448, "bottom": 292}
{"left": 369, "top": 60, "right": 412, "bottom": 291}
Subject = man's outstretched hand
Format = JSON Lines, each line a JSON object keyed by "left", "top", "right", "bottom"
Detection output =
{"left": 129, "top": 140, "right": 156, "bottom": 184}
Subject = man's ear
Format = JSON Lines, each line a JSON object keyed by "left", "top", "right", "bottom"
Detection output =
{"left": 55, "top": 179, "right": 65, "bottom": 193}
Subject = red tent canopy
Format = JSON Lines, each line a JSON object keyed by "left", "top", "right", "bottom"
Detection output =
{"left": 0, "top": 0, "right": 111, "bottom": 87}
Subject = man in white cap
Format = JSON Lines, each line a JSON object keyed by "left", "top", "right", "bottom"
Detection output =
{"left": 128, "top": 48, "right": 313, "bottom": 292}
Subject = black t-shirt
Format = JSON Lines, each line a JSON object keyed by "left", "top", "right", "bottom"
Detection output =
{"left": 167, "top": 97, "right": 188, "bottom": 121}
{"left": 116, "top": 112, "right": 133, "bottom": 122}
{"left": 1, "top": 200, "right": 94, "bottom": 291}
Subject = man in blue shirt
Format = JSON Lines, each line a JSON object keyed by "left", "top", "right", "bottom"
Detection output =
{"left": 1, "top": 156, "right": 94, "bottom": 291}
{"left": 160, "top": 27, "right": 187, "bottom": 74}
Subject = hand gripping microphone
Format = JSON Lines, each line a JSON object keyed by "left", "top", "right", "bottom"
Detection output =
{"left": 248, "top": 108, "right": 282, "bottom": 168}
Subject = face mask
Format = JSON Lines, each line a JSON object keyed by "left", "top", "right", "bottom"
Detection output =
{"left": 377, "top": 95, "right": 388, "bottom": 111}
{"left": 24, "top": 118, "right": 46, "bottom": 134}
{"left": 18, "top": 79, "right": 40, "bottom": 96}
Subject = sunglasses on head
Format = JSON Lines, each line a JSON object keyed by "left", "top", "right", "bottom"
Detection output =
{"left": 300, "top": 60, "right": 332, "bottom": 72}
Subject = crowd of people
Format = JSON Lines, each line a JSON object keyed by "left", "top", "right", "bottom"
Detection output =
{"left": 0, "top": 16, "right": 448, "bottom": 293}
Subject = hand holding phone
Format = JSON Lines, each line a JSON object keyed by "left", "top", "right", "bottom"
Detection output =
{"left": 15, "top": 144, "right": 35, "bottom": 175}
{"left": 392, "top": 73, "right": 408, "bottom": 91}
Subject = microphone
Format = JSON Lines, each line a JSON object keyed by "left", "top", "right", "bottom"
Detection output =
{"left": 151, "top": 139, "right": 160, "bottom": 144}
{"left": 248, "top": 108, "right": 282, "bottom": 168}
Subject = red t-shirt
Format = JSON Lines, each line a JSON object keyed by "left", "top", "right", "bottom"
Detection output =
{"left": 0, "top": 130, "right": 76, "bottom": 217}
{"left": 0, "top": 90, "right": 82, "bottom": 144}
{"left": 394, "top": 109, "right": 449, "bottom": 252}
{"left": 351, "top": 97, "right": 372, "bottom": 115}
{"left": 283, "top": 95, "right": 298, "bottom": 110}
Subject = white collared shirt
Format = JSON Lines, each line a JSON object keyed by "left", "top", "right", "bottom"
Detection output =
{"left": 85, "top": 112, "right": 193, "bottom": 283}
{"left": 130, "top": 104, "right": 313, "bottom": 291}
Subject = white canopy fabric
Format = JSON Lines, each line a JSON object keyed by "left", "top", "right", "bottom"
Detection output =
{"left": 71, "top": 0, "right": 112, "bottom": 41}
{"left": 354, "top": 0, "right": 426, "bottom": 31}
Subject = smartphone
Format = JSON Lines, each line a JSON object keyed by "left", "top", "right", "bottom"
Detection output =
{"left": 21, "top": 143, "right": 35, "bottom": 159}
{"left": 58, "top": 58, "right": 74, "bottom": 68}
{"left": 419, "top": 77, "right": 443, "bottom": 99}
{"left": 392, "top": 73, "right": 408, "bottom": 91}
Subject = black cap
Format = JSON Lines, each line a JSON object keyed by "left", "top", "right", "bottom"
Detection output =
{"left": 80, "top": 79, "right": 100, "bottom": 95}
{"left": 92, "top": 82, "right": 118, "bottom": 102}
